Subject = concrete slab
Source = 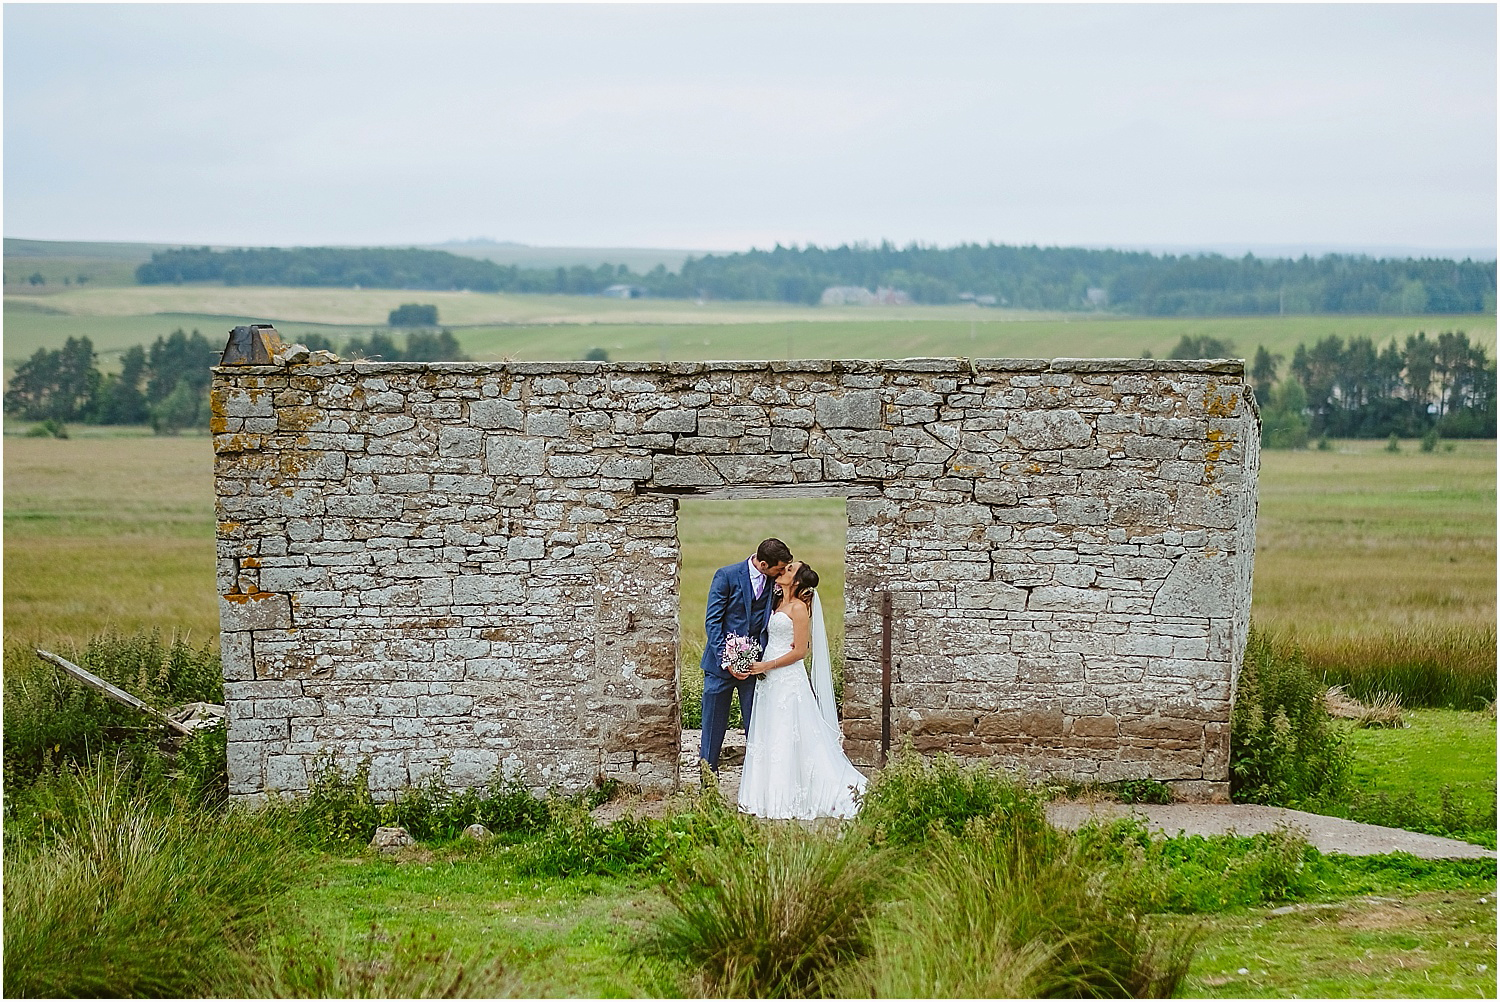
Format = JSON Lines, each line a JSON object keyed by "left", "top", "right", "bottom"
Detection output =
{"left": 1046, "top": 802, "right": 1496, "bottom": 860}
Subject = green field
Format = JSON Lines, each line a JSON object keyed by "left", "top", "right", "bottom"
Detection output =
{"left": 6, "top": 284, "right": 1493, "bottom": 378}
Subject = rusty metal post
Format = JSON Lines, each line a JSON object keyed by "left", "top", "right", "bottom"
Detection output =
{"left": 880, "top": 590, "right": 892, "bottom": 765}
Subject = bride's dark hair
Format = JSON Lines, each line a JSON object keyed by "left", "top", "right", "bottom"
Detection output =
{"left": 786, "top": 562, "right": 819, "bottom": 606}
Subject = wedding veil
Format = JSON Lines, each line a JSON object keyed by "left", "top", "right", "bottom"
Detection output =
{"left": 809, "top": 592, "right": 838, "bottom": 729}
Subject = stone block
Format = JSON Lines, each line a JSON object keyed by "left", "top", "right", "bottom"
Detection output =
{"left": 643, "top": 409, "right": 697, "bottom": 433}
{"left": 471, "top": 398, "right": 524, "bottom": 430}
{"left": 453, "top": 575, "right": 524, "bottom": 605}
{"left": 651, "top": 455, "right": 725, "bottom": 486}
{"left": 974, "top": 480, "right": 1020, "bottom": 505}
{"left": 1070, "top": 715, "right": 1119, "bottom": 737}
{"left": 439, "top": 426, "right": 484, "bottom": 457}
{"left": 220, "top": 592, "right": 292, "bottom": 631}
{"left": 547, "top": 454, "right": 602, "bottom": 478}
{"left": 1026, "top": 586, "right": 1108, "bottom": 612}
{"left": 221, "top": 631, "right": 255, "bottom": 681}
{"left": 1151, "top": 553, "right": 1235, "bottom": 618}
{"left": 265, "top": 754, "right": 308, "bottom": 792}
{"left": 815, "top": 391, "right": 884, "bottom": 429}
{"left": 507, "top": 536, "right": 546, "bottom": 560}
{"left": 486, "top": 438, "right": 546, "bottom": 476}
{"left": 601, "top": 456, "right": 653, "bottom": 480}
{"left": 1007, "top": 409, "right": 1092, "bottom": 449}
{"left": 955, "top": 581, "right": 1028, "bottom": 610}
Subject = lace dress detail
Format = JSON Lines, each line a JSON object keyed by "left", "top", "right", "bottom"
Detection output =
{"left": 738, "top": 611, "right": 868, "bottom": 820}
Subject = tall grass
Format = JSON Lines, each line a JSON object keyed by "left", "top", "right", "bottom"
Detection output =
{"left": 835, "top": 820, "right": 1197, "bottom": 999}
{"left": 1293, "top": 625, "right": 1497, "bottom": 710}
{"left": 3, "top": 759, "right": 306, "bottom": 998}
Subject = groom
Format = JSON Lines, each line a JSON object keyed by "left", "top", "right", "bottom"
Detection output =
{"left": 699, "top": 537, "right": 793, "bottom": 771}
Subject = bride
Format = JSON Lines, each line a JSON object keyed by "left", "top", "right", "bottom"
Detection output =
{"left": 731, "top": 561, "right": 868, "bottom": 820}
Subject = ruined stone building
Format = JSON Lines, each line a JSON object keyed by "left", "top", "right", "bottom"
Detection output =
{"left": 213, "top": 348, "right": 1259, "bottom": 802}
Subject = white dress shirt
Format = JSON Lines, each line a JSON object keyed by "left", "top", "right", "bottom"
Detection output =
{"left": 746, "top": 557, "right": 766, "bottom": 599}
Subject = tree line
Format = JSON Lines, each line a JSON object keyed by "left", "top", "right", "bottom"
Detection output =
{"left": 135, "top": 244, "right": 1496, "bottom": 316}
{"left": 1245, "top": 330, "right": 1496, "bottom": 447}
{"left": 4, "top": 327, "right": 469, "bottom": 435}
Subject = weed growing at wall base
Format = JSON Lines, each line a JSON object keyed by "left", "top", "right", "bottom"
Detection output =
{"left": 1231, "top": 630, "right": 1350, "bottom": 806}
{"left": 857, "top": 744, "right": 1050, "bottom": 845}
{"left": 268, "top": 756, "right": 552, "bottom": 850}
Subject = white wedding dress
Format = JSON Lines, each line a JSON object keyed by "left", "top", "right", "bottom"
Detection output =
{"left": 738, "top": 609, "right": 868, "bottom": 820}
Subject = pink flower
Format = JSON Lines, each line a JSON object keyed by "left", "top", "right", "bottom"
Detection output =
{"left": 721, "top": 634, "right": 760, "bottom": 673}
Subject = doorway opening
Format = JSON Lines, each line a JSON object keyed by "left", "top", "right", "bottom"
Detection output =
{"left": 675, "top": 495, "right": 850, "bottom": 771}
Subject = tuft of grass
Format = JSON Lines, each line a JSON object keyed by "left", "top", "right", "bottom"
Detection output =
{"left": 244, "top": 924, "right": 525, "bottom": 999}
{"left": 2, "top": 759, "right": 307, "bottom": 998}
{"left": 1324, "top": 684, "right": 1406, "bottom": 728}
{"left": 835, "top": 817, "right": 1198, "bottom": 999}
{"left": 858, "top": 744, "right": 1050, "bottom": 846}
{"left": 651, "top": 822, "right": 891, "bottom": 997}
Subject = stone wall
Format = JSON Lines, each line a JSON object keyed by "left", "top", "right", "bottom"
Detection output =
{"left": 213, "top": 357, "right": 1259, "bottom": 801}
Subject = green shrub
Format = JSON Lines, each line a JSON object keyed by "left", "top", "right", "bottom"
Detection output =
{"left": 651, "top": 822, "right": 891, "bottom": 997}
{"left": 270, "top": 757, "right": 552, "bottom": 850}
{"left": 1108, "top": 778, "right": 1175, "bottom": 805}
{"left": 1421, "top": 427, "right": 1440, "bottom": 452}
{"left": 1231, "top": 630, "right": 1350, "bottom": 805}
{"left": 3, "top": 632, "right": 222, "bottom": 788}
{"left": 857, "top": 745, "right": 1049, "bottom": 845}
{"left": 835, "top": 818, "right": 1197, "bottom": 998}
{"left": 176, "top": 720, "right": 229, "bottom": 807}
{"left": 514, "top": 803, "right": 677, "bottom": 877}
{"left": 514, "top": 784, "right": 756, "bottom": 878}
{"left": 2, "top": 760, "right": 305, "bottom": 998}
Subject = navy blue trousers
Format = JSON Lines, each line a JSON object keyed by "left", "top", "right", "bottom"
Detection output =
{"left": 699, "top": 671, "right": 757, "bottom": 771}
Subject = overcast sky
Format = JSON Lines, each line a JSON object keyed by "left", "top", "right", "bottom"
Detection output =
{"left": 5, "top": 3, "right": 1496, "bottom": 257}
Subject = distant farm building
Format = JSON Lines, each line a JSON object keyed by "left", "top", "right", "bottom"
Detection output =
{"left": 602, "top": 284, "right": 644, "bottom": 299}
{"left": 821, "top": 285, "right": 912, "bottom": 306}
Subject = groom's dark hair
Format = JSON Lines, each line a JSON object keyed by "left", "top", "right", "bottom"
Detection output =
{"left": 756, "top": 538, "right": 793, "bottom": 565}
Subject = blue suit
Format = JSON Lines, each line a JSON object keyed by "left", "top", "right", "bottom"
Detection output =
{"left": 699, "top": 559, "right": 777, "bottom": 770}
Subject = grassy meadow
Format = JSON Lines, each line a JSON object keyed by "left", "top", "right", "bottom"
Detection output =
{"left": 5, "top": 283, "right": 1494, "bottom": 378}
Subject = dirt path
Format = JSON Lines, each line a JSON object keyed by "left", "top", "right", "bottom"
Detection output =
{"left": 595, "top": 730, "right": 1494, "bottom": 861}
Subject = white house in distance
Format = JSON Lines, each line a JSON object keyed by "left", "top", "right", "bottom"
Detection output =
{"left": 602, "top": 284, "right": 644, "bottom": 299}
{"left": 821, "top": 285, "right": 912, "bottom": 306}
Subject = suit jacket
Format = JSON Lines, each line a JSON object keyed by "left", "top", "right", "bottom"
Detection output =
{"left": 701, "top": 559, "right": 777, "bottom": 681}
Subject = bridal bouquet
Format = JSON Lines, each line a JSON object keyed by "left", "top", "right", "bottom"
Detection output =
{"left": 721, "top": 634, "right": 760, "bottom": 675}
